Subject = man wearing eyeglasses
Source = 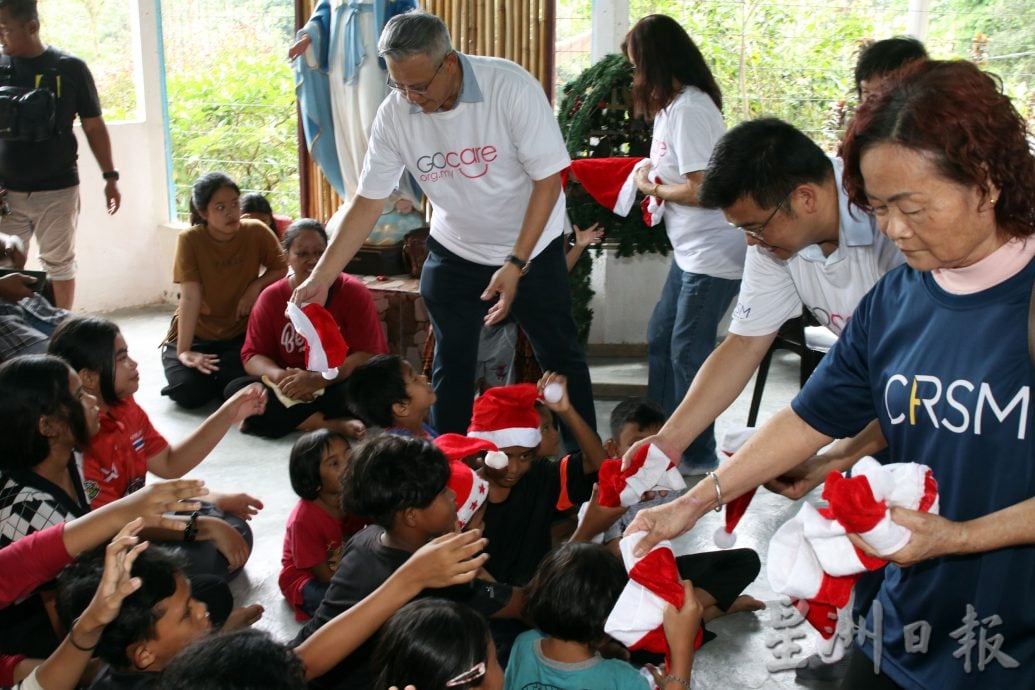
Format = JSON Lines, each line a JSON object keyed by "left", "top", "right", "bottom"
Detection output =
{"left": 294, "top": 9, "right": 595, "bottom": 446}
{"left": 624, "top": 117, "right": 902, "bottom": 483}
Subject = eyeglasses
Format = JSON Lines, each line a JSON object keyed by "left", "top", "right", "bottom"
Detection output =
{"left": 733, "top": 190, "right": 793, "bottom": 240}
{"left": 386, "top": 53, "right": 451, "bottom": 96}
{"left": 445, "top": 661, "right": 486, "bottom": 687}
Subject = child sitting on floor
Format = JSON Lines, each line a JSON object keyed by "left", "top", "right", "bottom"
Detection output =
{"left": 345, "top": 354, "right": 436, "bottom": 438}
{"left": 373, "top": 599, "right": 504, "bottom": 690}
{"left": 471, "top": 376, "right": 605, "bottom": 587}
{"left": 48, "top": 316, "right": 264, "bottom": 577}
{"left": 577, "top": 397, "right": 765, "bottom": 628}
{"left": 57, "top": 546, "right": 262, "bottom": 690}
{"left": 505, "top": 542, "right": 700, "bottom": 690}
{"left": 280, "top": 430, "right": 367, "bottom": 621}
{"left": 290, "top": 434, "right": 520, "bottom": 690}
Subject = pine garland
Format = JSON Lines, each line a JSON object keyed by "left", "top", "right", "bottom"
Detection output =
{"left": 558, "top": 53, "right": 671, "bottom": 343}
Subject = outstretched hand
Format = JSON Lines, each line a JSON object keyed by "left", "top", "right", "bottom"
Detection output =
{"left": 400, "top": 530, "right": 490, "bottom": 590}
{"left": 624, "top": 493, "right": 703, "bottom": 557}
{"left": 80, "top": 520, "right": 149, "bottom": 629}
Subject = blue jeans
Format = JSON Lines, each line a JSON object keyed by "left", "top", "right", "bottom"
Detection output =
{"left": 420, "top": 235, "right": 596, "bottom": 451}
{"left": 647, "top": 260, "right": 740, "bottom": 469}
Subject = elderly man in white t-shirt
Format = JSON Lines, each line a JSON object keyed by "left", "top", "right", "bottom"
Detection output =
{"left": 294, "top": 10, "right": 595, "bottom": 443}
{"left": 625, "top": 118, "right": 903, "bottom": 482}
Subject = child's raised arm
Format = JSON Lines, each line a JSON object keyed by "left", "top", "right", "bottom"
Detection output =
{"left": 296, "top": 529, "right": 489, "bottom": 679}
{"left": 537, "top": 371, "right": 607, "bottom": 472}
{"left": 25, "top": 520, "right": 149, "bottom": 690}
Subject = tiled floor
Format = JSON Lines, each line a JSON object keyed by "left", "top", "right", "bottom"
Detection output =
{"left": 114, "top": 305, "right": 835, "bottom": 689}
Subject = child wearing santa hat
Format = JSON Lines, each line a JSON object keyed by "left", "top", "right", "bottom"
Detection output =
{"left": 345, "top": 354, "right": 437, "bottom": 438}
{"left": 505, "top": 541, "right": 701, "bottom": 690}
{"left": 471, "top": 376, "right": 606, "bottom": 587}
{"left": 585, "top": 401, "right": 763, "bottom": 629}
{"left": 290, "top": 434, "right": 520, "bottom": 690}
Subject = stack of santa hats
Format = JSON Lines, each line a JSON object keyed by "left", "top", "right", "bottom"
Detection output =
{"left": 767, "top": 457, "right": 939, "bottom": 654}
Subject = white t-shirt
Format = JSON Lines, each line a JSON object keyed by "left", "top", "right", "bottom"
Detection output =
{"left": 729, "top": 158, "right": 904, "bottom": 337}
{"left": 649, "top": 87, "right": 745, "bottom": 279}
{"left": 357, "top": 53, "right": 570, "bottom": 266}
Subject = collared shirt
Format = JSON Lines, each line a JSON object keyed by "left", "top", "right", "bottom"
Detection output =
{"left": 729, "top": 157, "right": 904, "bottom": 337}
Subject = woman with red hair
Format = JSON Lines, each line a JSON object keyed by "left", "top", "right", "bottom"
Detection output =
{"left": 626, "top": 59, "right": 1035, "bottom": 689}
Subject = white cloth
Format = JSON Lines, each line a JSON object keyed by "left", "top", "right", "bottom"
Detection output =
{"left": 729, "top": 158, "right": 904, "bottom": 337}
{"left": 357, "top": 54, "right": 570, "bottom": 266}
{"left": 649, "top": 87, "right": 745, "bottom": 279}
{"left": 327, "top": 7, "right": 387, "bottom": 204}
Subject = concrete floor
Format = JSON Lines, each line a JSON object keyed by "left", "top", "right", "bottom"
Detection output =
{"left": 114, "top": 305, "right": 834, "bottom": 689}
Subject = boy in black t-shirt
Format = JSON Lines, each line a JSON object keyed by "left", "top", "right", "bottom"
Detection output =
{"left": 291, "top": 434, "right": 519, "bottom": 690}
{"left": 471, "top": 376, "right": 606, "bottom": 587}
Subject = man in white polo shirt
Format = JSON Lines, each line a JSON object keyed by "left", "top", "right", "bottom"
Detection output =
{"left": 294, "top": 9, "right": 595, "bottom": 443}
{"left": 625, "top": 118, "right": 902, "bottom": 471}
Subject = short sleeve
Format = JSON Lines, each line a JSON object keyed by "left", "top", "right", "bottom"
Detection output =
{"left": 257, "top": 224, "right": 287, "bottom": 271}
{"left": 791, "top": 291, "right": 876, "bottom": 439}
{"left": 356, "top": 103, "right": 408, "bottom": 199}
{"left": 241, "top": 282, "right": 284, "bottom": 363}
{"left": 729, "top": 246, "right": 803, "bottom": 336}
{"left": 172, "top": 231, "right": 201, "bottom": 284}
{"left": 332, "top": 276, "right": 388, "bottom": 356}
{"left": 72, "top": 58, "right": 102, "bottom": 119}
{"left": 504, "top": 69, "right": 571, "bottom": 181}
{"left": 667, "top": 96, "right": 722, "bottom": 175}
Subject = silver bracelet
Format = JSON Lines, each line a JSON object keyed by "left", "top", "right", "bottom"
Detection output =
{"left": 663, "top": 673, "right": 691, "bottom": 689}
{"left": 707, "top": 471, "right": 723, "bottom": 512}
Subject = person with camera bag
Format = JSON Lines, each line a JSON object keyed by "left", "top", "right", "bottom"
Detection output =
{"left": 0, "top": 0, "right": 121, "bottom": 310}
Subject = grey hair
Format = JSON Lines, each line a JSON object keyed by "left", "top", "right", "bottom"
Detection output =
{"left": 377, "top": 10, "right": 453, "bottom": 63}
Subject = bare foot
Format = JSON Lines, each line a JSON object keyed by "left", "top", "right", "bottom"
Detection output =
{"left": 727, "top": 594, "right": 766, "bottom": 614}
{"left": 223, "top": 603, "right": 264, "bottom": 630}
{"left": 703, "top": 595, "right": 765, "bottom": 623}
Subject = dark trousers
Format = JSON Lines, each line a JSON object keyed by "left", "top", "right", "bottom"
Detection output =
{"left": 420, "top": 235, "right": 596, "bottom": 450}
{"left": 675, "top": 547, "right": 761, "bottom": 611}
{"left": 840, "top": 646, "right": 903, "bottom": 689}
{"left": 161, "top": 335, "right": 247, "bottom": 409}
{"left": 224, "top": 375, "right": 355, "bottom": 439}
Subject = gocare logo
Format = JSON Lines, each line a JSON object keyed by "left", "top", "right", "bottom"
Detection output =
{"left": 416, "top": 145, "right": 497, "bottom": 182}
{"left": 884, "top": 374, "right": 1030, "bottom": 440}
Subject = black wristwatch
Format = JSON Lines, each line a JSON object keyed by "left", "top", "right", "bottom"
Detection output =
{"left": 505, "top": 253, "right": 530, "bottom": 275}
{"left": 102, "top": 170, "right": 119, "bottom": 181}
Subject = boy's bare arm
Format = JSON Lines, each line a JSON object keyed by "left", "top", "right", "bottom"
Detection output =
{"left": 537, "top": 372, "right": 607, "bottom": 472}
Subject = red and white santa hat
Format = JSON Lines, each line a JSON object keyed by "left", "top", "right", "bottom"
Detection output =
{"left": 467, "top": 384, "right": 542, "bottom": 451}
{"left": 433, "top": 433, "right": 508, "bottom": 472}
{"left": 596, "top": 443, "right": 685, "bottom": 508}
{"left": 767, "top": 457, "right": 939, "bottom": 639}
{"left": 565, "top": 157, "right": 664, "bottom": 227}
{"left": 286, "top": 302, "right": 349, "bottom": 380}
{"left": 604, "top": 531, "right": 702, "bottom": 656}
{"left": 446, "top": 459, "right": 490, "bottom": 529}
{"left": 712, "top": 427, "right": 759, "bottom": 549}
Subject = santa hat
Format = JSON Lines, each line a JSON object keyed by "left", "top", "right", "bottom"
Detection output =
{"left": 433, "top": 433, "right": 508, "bottom": 471}
{"left": 767, "top": 457, "right": 939, "bottom": 641}
{"left": 446, "top": 459, "right": 489, "bottom": 529}
{"left": 604, "top": 531, "right": 702, "bottom": 656}
{"left": 286, "top": 302, "right": 349, "bottom": 380}
{"left": 467, "top": 384, "right": 542, "bottom": 450}
{"left": 712, "top": 427, "right": 759, "bottom": 549}
{"left": 597, "top": 444, "right": 685, "bottom": 508}
{"left": 565, "top": 157, "right": 664, "bottom": 227}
